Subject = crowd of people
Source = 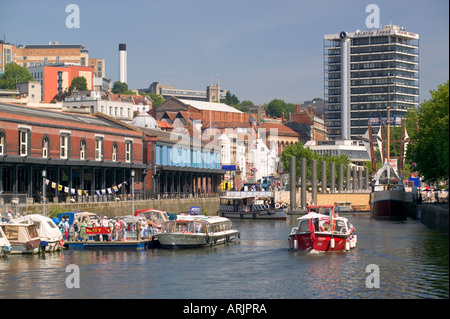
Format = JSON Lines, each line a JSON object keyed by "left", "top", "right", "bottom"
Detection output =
{"left": 66, "top": 216, "right": 158, "bottom": 242}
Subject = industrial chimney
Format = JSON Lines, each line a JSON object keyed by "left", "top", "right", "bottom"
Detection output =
{"left": 119, "top": 43, "right": 127, "bottom": 84}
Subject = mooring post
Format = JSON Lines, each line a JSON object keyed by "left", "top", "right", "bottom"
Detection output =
{"left": 365, "top": 167, "right": 369, "bottom": 190}
{"left": 321, "top": 161, "right": 327, "bottom": 194}
{"left": 346, "top": 164, "right": 351, "bottom": 192}
{"left": 301, "top": 158, "right": 307, "bottom": 209}
{"left": 338, "top": 163, "right": 343, "bottom": 193}
{"left": 311, "top": 159, "right": 317, "bottom": 205}
{"left": 290, "top": 156, "right": 296, "bottom": 212}
{"left": 330, "top": 162, "right": 335, "bottom": 193}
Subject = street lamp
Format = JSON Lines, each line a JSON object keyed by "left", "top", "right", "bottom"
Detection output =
{"left": 42, "top": 169, "right": 46, "bottom": 217}
{"left": 131, "top": 169, "right": 135, "bottom": 233}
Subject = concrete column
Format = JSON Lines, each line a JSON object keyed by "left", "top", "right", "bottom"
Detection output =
{"left": 289, "top": 156, "right": 296, "bottom": 211}
{"left": 311, "top": 159, "right": 317, "bottom": 205}
{"left": 358, "top": 167, "right": 363, "bottom": 191}
{"left": 346, "top": 164, "right": 351, "bottom": 192}
{"left": 330, "top": 162, "right": 335, "bottom": 193}
{"left": 353, "top": 166, "right": 357, "bottom": 191}
{"left": 338, "top": 163, "right": 343, "bottom": 193}
{"left": 365, "top": 167, "right": 369, "bottom": 190}
{"left": 301, "top": 158, "right": 307, "bottom": 209}
{"left": 321, "top": 161, "right": 327, "bottom": 193}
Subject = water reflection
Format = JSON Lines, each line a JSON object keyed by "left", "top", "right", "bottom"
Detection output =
{"left": 0, "top": 216, "right": 448, "bottom": 299}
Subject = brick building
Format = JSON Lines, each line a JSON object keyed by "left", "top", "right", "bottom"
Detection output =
{"left": 285, "top": 104, "right": 328, "bottom": 143}
{"left": 0, "top": 102, "right": 149, "bottom": 204}
{"left": 28, "top": 64, "right": 94, "bottom": 103}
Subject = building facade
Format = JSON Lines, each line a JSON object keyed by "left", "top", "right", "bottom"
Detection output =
{"left": 28, "top": 64, "right": 94, "bottom": 103}
{"left": 0, "top": 102, "right": 148, "bottom": 205}
{"left": 324, "top": 24, "right": 419, "bottom": 140}
{"left": 143, "top": 81, "right": 228, "bottom": 102}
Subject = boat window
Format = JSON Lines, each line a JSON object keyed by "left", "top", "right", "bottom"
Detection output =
{"left": 298, "top": 220, "right": 310, "bottom": 232}
{"left": 2, "top": 226, "right": 19, "bottom": 241}
{"left": 334, "top": 220, "right": 347, "bottom": 234}
{"left": 161, "top": 221, "right": 175, "bottom": 233}
{"left": 28, "top": 225, "right": 39, "bottom": 238}
{"left": 47, "top": 221, "right": 58, "bottom": 229}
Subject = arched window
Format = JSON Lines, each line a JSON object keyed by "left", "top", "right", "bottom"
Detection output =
{"left": 0, "top": 130, "right": 5, "bottom": 155}
{"left": 42, "top": 135, "right": 49, "bottom": 158}
{"left": 112, "top": 142, "right": 117, "bottom": 162}
{"left": 80, "top": 139, "right": 86, "bottom": 160}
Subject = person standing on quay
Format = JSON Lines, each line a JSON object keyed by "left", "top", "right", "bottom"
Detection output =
{"left": 80, "top": 220, "right": 88, "bottom": 241}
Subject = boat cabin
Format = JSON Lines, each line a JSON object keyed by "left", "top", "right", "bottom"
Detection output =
{"left": 134, "top": 209, "right": 174, "bottom": 224}
{"left": 306, "top": 205, "right": 335, "bottom": 216}
{"left": 296, "top": 213, "right": 352, "bottom": 235}
{"left": 160, "top": 216, "right": 233, "bottom": 235}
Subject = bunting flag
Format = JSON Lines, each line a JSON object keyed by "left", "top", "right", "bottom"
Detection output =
{"left": 43, "top": 178, "right": 131, "bottom": 197}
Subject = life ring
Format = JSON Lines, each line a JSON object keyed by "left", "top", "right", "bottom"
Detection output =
{"left": 320, "top": 220, "right": 335, "bottom": 232}
{"left": 252, "top": 205, "right": 257, "bottom": 211}
{"left": 275, "top": 203, "right": 281, "bottom": 209}
{"left": 265, "top": 204, "right": 270, "bottom": 210}
{"left": 59, "top": 238, "right": 64, "bottom": 247}
{"left": 281, "top": 203, "right": 287, "bottom": 208}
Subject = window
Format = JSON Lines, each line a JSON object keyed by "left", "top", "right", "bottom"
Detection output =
{"left": 42, "top": 136, "right": 49, "bottom": 158}
{"left": 0, "top": 131, "right": 5, "bottom": 155}
{"left": 19, "top": 129, "right": 30, "bottom": 156}
{"left": 125, "top": 141, "right": 132, "bottom": 162}
{"left": 80, "top": 139, "right": 86, "bottom": 160}
{"left": 95, "top": 137, "right": 103, "bottom": 161}
{"left": 60, "top": 134, "right": 70, "bottom": 159}
{"left": 112, "top": 143, "right": 117, "bottom": 162}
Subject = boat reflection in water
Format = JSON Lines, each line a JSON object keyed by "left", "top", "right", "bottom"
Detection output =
{"left": 156, "top": 215, "right": 240, "bottom": 248}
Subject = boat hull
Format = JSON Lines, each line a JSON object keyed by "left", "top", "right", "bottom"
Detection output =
{"left": 219, "top": 209, "right": 286, "bottom": 220}
{"left": 288, "top": 233, "right": 356, "bottom": 252}
{"left": 371, "top": 190, "right": 407, "bottom": 220}
{"left": 9, "top": 239, "right": 41, "bottom": 254}
{"left": 64, "top": 240, "right": 150, "bottom": 250}
{"left": 157, "top": 230, "right": 240, "bottom": 249}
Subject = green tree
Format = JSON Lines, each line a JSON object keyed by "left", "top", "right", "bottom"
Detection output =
{"left": 68, "top": 76, "right": 88, "bottom": 92}
{"left": 407, "top": 81, "right": 449, "bottom": 182}
{"left": 0, "top": 62, "right": 34, "bottom": 89}
{"left": 112, "top": 81, "right": 129, "bottom": 94}
{"left": 265, "top": 99, "right": 296, "bottom": 118}
{"left": 221, "top": 91, "right": 239, "bottom": 106}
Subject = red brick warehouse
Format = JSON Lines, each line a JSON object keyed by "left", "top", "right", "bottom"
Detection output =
{"left": 0, "top": 102, "right": 151, "bottom": 204}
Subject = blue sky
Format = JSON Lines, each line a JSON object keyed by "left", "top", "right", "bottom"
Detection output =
{"left": 0, "top": 0, "right": 448, "bottom": 105}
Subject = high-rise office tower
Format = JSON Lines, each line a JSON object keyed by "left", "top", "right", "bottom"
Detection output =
{"left": 324, "top": 24, "right": 419, "bottom": 140}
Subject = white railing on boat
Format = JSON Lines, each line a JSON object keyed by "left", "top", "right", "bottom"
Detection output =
{"left": 220, "top": 191, "right": 274, "bottom": 198}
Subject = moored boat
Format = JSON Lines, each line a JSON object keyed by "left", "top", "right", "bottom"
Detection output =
{"left": 0, "top": 226, "right": 11, "bottom": 256}
{"left": 218, "top": 190, "right": 287, "bottom": 220}
{"left": 156, "top": 215, "right": 240, "bottom": 248}
{"left": 334, "top": 201, "right": 352, "bottom": 213}
{"left": 12, "top": 214, "right": 64, "bottom": 252}
{"left": 288, "top": 206, "right": 357, "bottom": 252}
{"left": 0, "top": 223, "right": 41, "bottom": 254}
{"left": 370, "top": 162, "right": 408, "bottom": 220}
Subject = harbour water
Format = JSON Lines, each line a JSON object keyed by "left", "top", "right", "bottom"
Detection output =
{"left": 0, "top": 215, "right": 448, "bottom": 299}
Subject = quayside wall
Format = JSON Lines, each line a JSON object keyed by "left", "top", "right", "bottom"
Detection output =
{"left": 416, "top": 204, "right": 449, "bottom": 232}
{"left": 10, "top": 197, "right": 220, "bottom": 218}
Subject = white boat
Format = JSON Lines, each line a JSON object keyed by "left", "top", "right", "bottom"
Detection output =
{"left": 156, "top": 215, "right": 240, "bottom": 248}
{"left": 0, "top": 223, "right": 41, "bottom": 254}
{"left": 334, "top": 201, "right": 352, "bottom": 213}
{"left": 0, "top": 226, "right": 11, "bottom": 256}
{"left": 12, "top": 214, "right": 64, "bottom": 252}
{"left": 218, "top": 191, "right": 287, "bottom": 220}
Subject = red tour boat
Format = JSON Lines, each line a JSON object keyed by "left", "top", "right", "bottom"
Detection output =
{"left": 288, "top": 206, "right": 357, "bottom": 252}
